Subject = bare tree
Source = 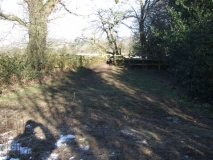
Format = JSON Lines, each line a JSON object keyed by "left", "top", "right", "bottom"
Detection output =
{"left": 90, "top": 7, "right": 129, "bottom": 55}
{"left": 0, "top": 0, "right": 121, "bottom": 70}
{"left": 0, "top": 0, "right": 63, "bottom": 69}
{"left": 126, "top": 0, "right": 162, "bottom": 55}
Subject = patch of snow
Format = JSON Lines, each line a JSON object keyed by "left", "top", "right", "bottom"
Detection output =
{"left": 121, "top": 130, "right": 134, "bottom": 136}
{"left": 167, "top": 116, "right": 172, "bottom": 120}
{"left": 109, "top": 152, "right": 115, "bottom": 157}
{"left": 8, "top": 137, "right": 13, "bottom": 140}
{"left": 132, "top": 56, "right": 142, "bottom": 59}
{"left": 56, "top": 135, "right": 75, "bottom": 147}
{"left": 136, "top": 140, "right": 148, "bottom": 145}
{"left": 69, "top": 157, "right": 75, "bottom": 160}
{"left": 9, "top": 158, "right": 20, "bottom": 160}
{"left": 184, "top": 155, "right": 189, "bottom": 159}
{"left": 0, "top": 131, "right": 11, "bottom": 137}
{"left": 79, "top": 145, "right": 90, "bottom": 151}
{"left": 1, "top": 137, "right": 31, "bottom": 159}
{"left": 0, "top": 155, "right": 9, "bottom": 160}
{"left": 25, "top": 124, "right": 31, "bottom": 128}
{"left": 0, "top": 149, "right": 7, "bottom": 157}
{"left": 10, "top": 142, "right": 32, "bottom": 154}
{"left": 0, "top": 136, "right": 31, "bottom": 155}
{"left": 47, "top": 153, "right": 59, "bottom": 160}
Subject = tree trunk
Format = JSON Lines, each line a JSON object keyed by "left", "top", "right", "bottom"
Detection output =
{"left": 26, "top": 0, "right": 58, "bottom": 70}
{"left": 139, "top": 0, "right": 146, "bottom": 56}
{"left": 25, "top": 1, "right": 47, "bottom": 70}
{"left": 139, "top": 20, "right": 146, "bottom": 56}
{"left": 109, "top": 28, "right": 119, "bottom": 55}
{"left": 0, "top": 0, "right": 59, "bottom": 70}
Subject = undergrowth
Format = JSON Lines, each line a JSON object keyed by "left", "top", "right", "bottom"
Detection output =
{"left": 0, "top": 53, "right": 105, "bottom": 86}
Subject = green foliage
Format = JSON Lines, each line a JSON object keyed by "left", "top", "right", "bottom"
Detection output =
{"left": 146, "top": 29, "right": 167, "bottom": 61}
{"left": 159, "top": 0, "right": 213, "bottom": 102}
{"left": 0, "top": 52, "right": 104, "bottom": 85}
{"left": 132, "top": 42, "right": 142, "bottom": 56}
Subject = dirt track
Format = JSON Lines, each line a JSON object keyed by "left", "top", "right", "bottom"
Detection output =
{"left": 0, "top": 64, "right": 213, "bottom": 160}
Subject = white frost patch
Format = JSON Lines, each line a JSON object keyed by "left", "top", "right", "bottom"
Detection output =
{"left": 25, "top": 124, "right": 31, "bottom": 128}
{"left": 79, "top": 145, "right": 89, "bottom": 150}
{"left": 109, "top": 152, "right": 115, "bottom": 157}
{"left": 184, "top": 155, "right": 189, "bottom": 159}
{"left": 167, "top": 116, "right": 172, "bottom": 120}
{"left": 0, "top": 136, "right": 31, "bottom": 160}
{"left": 10, "top": 142, "right": 32, "bottom": 154}
{"left": 47, "top": 153, "right": 59, "bottom": 160}
{"left": 8, "top": 137, "right": 14, "bottom": 141}
{"left": 56, "top": 135, "right": 75, "bottom": 147}
{"left": 0, "top": 155, "right": 9, "bottom": 160}
{"left": 0, "top": 141, "right": 31, "bottom": 158}
{"left": 0, "top": 147, "right": 8, "bottom": 159}
{"left": 0, "top": 131, "right": 11, "bottom": 137}
{"left": 132, "top": 56, "right": 142, "bottom": 59}
{"left": 136, "top": 140, "right": 148, "bottom": 145}
{"left": 121, "top": 130, "right": 134, "bottom": 136}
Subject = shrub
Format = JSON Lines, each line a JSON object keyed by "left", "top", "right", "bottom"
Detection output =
{"left": 0, "top": 53, "right": 105, "bottom": 85}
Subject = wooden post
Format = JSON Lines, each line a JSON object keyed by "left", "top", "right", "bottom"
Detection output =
{"left": 129, "top": 54, "right": 130, "bottom": 66}
{"left": 80, "top": 56, "right": 83, "bottom": 67}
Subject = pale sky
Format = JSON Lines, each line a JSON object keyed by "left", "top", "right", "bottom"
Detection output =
{"left": 0, "top": 0, "right": 132, "bottom": 47}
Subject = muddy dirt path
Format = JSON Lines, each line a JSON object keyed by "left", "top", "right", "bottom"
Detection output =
{"left": 0, "top": 64, "right": 213, "bottom": 160}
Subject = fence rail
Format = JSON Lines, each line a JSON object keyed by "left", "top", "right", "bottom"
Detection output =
{"left": 112, "top": 55, "right": 166, "bottom": 70}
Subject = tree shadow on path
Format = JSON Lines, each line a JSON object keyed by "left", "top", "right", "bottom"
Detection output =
{"left": 1, "top": 64, "right": 213, "bottom": 160}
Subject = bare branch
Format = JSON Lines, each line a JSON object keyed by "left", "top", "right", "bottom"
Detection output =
{"left": 121, "top": 22, "right": 135, "bottom": 31}
{"left": 58, "top": 0, "right": 80, "bottom": 16}
{"left": 0, "top": 12, "right": 28, "bottom": 28}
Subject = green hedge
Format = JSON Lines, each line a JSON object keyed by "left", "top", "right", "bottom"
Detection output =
{"left": 0, "top": 54, "right": 104, "bottom": 84}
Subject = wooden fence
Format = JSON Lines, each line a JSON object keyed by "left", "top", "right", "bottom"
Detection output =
{"left": 113, "top": 55, "right": 166, "bottom": 70}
